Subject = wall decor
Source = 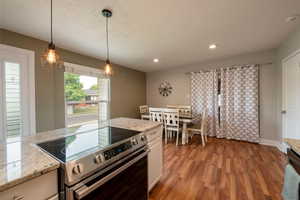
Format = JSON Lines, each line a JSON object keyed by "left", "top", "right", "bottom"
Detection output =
{"left": 159, "top": 81, "right": 173, "bottom": 96}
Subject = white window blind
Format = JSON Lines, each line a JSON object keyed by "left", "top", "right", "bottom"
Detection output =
{"left": 5, "top": 62, "right": 22, "bottom": 138}
{"left": 98, "top": 78, "right": 110, "bottom": 122}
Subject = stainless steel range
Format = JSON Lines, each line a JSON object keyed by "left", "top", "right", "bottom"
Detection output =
{"left": 37, "top": 126, "right": 149, "bottom": 200}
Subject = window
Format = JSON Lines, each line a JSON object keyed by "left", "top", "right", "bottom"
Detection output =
{"left": 64, "top": 62, "right": 110, "bottom": 127}
{"left": 0, "top": 45, "right": 36, "bottom": 142}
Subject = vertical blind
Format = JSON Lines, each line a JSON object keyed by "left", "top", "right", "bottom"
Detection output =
{"left": 4, "top": 62, "right": 22, "bottom": 138}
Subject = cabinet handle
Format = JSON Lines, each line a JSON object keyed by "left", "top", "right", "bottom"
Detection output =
{"left": 13, "top": 195, "right": 24, "bottom": 200}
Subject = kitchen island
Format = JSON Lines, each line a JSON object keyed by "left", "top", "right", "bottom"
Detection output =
{"left": 0, "top": 118, "right": 162, "bottom": 199}
{"left": 284, "top": 138, "right": 300, "bottom": 155}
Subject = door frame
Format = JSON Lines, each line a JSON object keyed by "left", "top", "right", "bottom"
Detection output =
{"left": 0, "top": 44, "right": 36, "bottom": 140}
{"left": 282, "top": 48, "right": 300, "bottom": 148}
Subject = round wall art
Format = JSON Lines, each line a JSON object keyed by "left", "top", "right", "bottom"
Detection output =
{"left": 159, "top": 81, "right": 173, "bottom": 97}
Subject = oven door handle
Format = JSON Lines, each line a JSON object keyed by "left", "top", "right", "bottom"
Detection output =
{"left": 74, "top": 150, "right": 149, "bottom": 199}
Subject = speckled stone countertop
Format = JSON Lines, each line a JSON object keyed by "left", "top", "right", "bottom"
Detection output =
{"left": 0, "top": 118, "right": 161, "bottom": 192}
{"left": 110, "top": 117, "right": 162, "bottom": 132}
{"left": 0, "top": 140, "right": 60, "bottom": 192}
{"left": 284, "top": 138, "right": 300, "bottom": 155}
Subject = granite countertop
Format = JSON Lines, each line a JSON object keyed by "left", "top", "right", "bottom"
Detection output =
{"left": 110, "top": 117, "right": 162, "bottom": 132}
{"left": 0, "top": 118, "right": 161, "bottom": 192}
{"left": 284, "top": 138, "right": 300, "bottom": 155}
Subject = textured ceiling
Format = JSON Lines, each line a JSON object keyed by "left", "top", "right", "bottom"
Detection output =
{"left": 2, "top": 0, "right": 300, "bottom": 72}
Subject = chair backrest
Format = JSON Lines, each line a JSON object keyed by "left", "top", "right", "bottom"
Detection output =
{"left": 163, "top": 108, "right": 180, "bottom": 127}
{"left": 167, "top": 105, "right": 192, "bottom": 118}
{"left": 149, "top": 107, "right": 164, "bottom": 122}
{"left": 139, "top": 105, "right": 149, "bottom": 114}
{"left": 201, "top": 109, "right": 208, "bottom": 134}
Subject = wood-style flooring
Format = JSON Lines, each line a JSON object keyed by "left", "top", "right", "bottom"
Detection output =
{"left": 149, "top": 137, "right": 287, "bottom": 200}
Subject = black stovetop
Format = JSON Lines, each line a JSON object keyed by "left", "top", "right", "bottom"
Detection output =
{"left": 37, "top": 126, "right": 140, "bottom": 163}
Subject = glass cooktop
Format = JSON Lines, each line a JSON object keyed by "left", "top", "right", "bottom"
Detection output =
{"left": 36, "top": 126, "right": 140, "bottom": 163}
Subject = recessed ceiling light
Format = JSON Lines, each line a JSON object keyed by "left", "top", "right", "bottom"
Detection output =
{"left": 153, "top": 58, "right": 159, "bottom": 63}
{"left": 286, "top": 15, "right": 299, "bottom": 23}
{"left": 209, "top": 44, "right": 217, "bottom": 49}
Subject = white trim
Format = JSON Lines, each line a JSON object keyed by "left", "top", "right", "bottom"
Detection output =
{"left": 259, "top": 138, "right": 285, "bottom": 152}
{"left": 0, "top": 44, "right": 36, "bottom": 138}
{"left": 282, "top": 48, "right": 300, "bottom": 63}
{"left": 148, "top": 175, "right": 162, "bottom": 192}
{"left": 282, "top": 59, "right": 287, "bottom": 140}
{"left": 64, "top": 62, "right": 105, "bottom": 78}
{"left": 0, "top": 57, "right": 5, "bottom": 141}
{"left": 63, "top": 62, "right": 110, "bottom": 127}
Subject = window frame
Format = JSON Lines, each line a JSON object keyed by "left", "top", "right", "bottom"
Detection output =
{"left": 0, "top": 44, "right": 36, "bottom": 141}
{"left": 64, "top": 62, "right": 110, "bottom": 127}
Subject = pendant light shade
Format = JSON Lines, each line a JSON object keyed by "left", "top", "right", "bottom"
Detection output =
{"left": 102, "top": 9, "right": 113, "bottom": 76}
{"left": 41, "top": 0, "right": 63, "bottom": 67}
{"left": 104, "top": 59, "right": 112, "bottom": 75}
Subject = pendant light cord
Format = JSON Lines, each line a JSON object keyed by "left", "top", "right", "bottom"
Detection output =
{"left": 106, "top": 16, "right": 110, "bottom": 61}
{"left": 50, "top": 0, "right": 53, "bottom": 43}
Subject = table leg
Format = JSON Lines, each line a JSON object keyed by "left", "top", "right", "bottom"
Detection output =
{"left": 182, "top": 122, "right": 187, "bottom": 145}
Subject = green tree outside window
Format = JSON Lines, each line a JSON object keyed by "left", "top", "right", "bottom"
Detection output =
{"left": 64, "top": 73, "right": 86, "bottom": 101}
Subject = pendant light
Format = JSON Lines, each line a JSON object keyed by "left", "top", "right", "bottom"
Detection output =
{"left": 41, "top": 0, "right": 63, "bottom": 67}
{"left": 102, "top": 9, "right": 113, "bottom": 76}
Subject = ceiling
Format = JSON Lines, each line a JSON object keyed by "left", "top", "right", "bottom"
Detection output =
{"left": 2, "top": 0, "right": 300, "bottom": 72}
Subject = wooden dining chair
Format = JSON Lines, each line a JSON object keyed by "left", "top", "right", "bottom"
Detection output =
{"left": 167, "top": 105, "right": 192, "bottom": 118}
{"left": 149, "top": 107, "right": 164, "bottom": 122}
{"left": 139, "top": 105, "right": 149, "bottom": 120}
{"left": 163, "top": 108, "right": 180, "bottom": 145}
{"left": 187, "top": 109, "right": 208, "bottom": 146}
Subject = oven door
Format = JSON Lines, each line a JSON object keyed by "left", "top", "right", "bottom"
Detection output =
{"left": 67, "top": 149, "right": 149, "bottom": 200}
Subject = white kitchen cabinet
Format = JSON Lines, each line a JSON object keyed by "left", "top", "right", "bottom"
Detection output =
{"left": 0, "top": 170, "right": 58, "bottom": 200}
{"left": 145, "top": 125, "right": 163, "bottom": 191}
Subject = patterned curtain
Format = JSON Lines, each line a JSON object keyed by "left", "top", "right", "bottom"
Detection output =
{"left": 217, "top": 65, "right": 259, "bottom": 143}
{"left": 191, "top": 71, "right": 218, "bottom": 136}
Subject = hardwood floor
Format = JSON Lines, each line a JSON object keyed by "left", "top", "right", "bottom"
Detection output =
{"left": 149, "top": 137, "right": 287, "bottom": 200}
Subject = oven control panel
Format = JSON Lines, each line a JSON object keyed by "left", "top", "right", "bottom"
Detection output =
{"left": 103, "top": 141, "right": 133, "bottom": 160}
{"left": 103, "top": 134, "right": 147, "bottom": 161}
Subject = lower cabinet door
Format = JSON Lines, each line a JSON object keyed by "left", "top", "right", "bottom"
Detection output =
{"left": 148, "top": 140, "right": 163, "bottom": 191}
{"left": 0, "top": 170, "right": 58, "bottom": 200}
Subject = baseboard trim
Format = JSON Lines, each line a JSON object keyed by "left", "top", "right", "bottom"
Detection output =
{"left": 259, "top": 138, "right": 286, "bottom": 153}
{"left": 149, "top": 175, "right": 162, "bottom": 192}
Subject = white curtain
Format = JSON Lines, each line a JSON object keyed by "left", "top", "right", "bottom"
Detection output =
{"left": 216, "top": 65, "right": 259, "bottom": 143}
{"left": 190, "top": 65, "right": 260, "bottom": 143}
{"left": 191, "top": 71, "right": 219, "bottom": 136}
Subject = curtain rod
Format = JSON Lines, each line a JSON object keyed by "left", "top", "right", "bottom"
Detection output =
{"left": 185, "top": 62, "right": 273, "bottom": 74}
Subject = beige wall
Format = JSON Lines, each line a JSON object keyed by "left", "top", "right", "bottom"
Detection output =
{"left": 147, "top": 49, "right": 279, "bottom": 141}
{"left": 1, "top": 29, "right": 146, "bottom": 132}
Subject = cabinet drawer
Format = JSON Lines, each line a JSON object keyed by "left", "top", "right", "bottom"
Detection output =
{"left": 0, "top": 170, "right": 58, "bottom": 200}
{"left": 144, "top": 125, "right": 163, "bottom": 142}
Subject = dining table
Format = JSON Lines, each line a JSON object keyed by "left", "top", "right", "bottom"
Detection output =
{"left": 141, "top": 114, "right": 194, "bottom": 145}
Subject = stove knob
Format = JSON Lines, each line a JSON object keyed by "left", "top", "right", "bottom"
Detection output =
{"left": 131, "top": 138, "right": 138, "bottom": 145}
{"left": 141, "top": 135, "right": 146, "bottom": 142}
{"left": 94, "top": 155, "right": 102, "bottom": 164}
{"left": 72, "top": 164, "right": 83, "bottom": 175}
